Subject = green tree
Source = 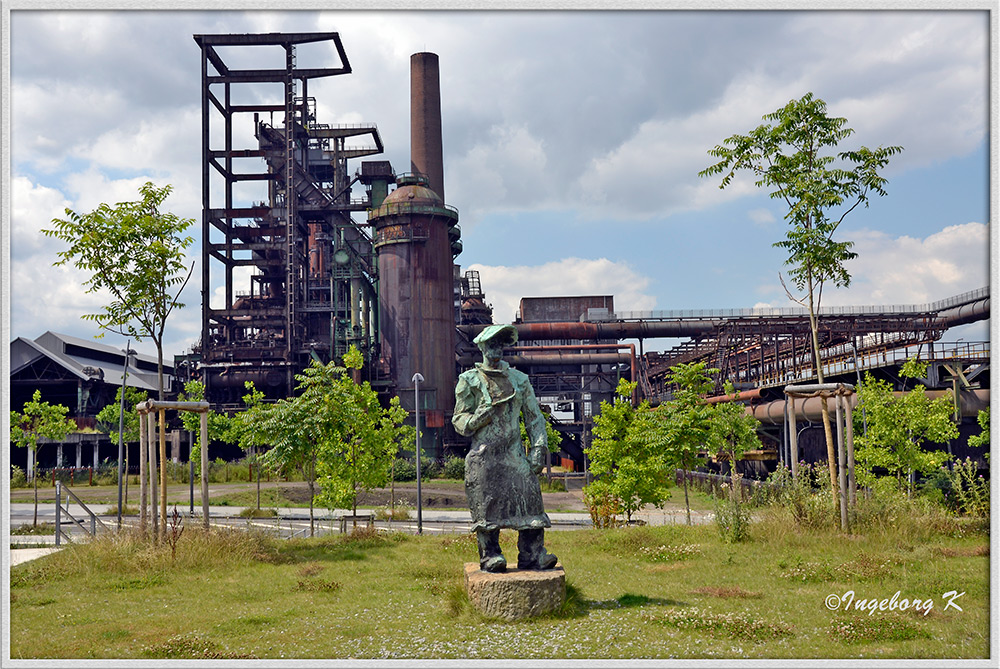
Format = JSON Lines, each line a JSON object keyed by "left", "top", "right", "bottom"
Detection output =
{"left": 44, "top": 182, "right": 195, "bottom": 400}
{"left": 706, "top": 385, "right": 762, "bottom": 542}
{"left": 585, "top": 378, "right": 669, "bottom": 525}
{"left": 655, "top": 362, "right": 719, "bottom": 525}
{"left": 225, "top": 381, "right": 269, "bottom": 511}
{"left": 96, "top": 386, "right": 149, "bottom": 445}
{"left": 250, "top": 347, "right": 407, "bottom": 535}
{"left": 700, "top": 92, "right": 902, "bottom": 498}
{"left": 854, "top": 359, "right": 958, "bottom": 496}
{"left": 96, "top": 385, "right": 149, "bottom": 505}
{"left": 10, "top": 390, "right": 75, "bottom": 525}
{"left": 177, "top": 380, "right": 233, "bottom": 476}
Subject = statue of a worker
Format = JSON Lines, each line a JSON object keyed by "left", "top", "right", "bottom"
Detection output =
{"left": 453, "top": 324, "right": 558, "bottom": 573}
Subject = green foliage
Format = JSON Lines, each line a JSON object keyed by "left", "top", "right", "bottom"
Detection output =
{"left": 10, "top": 389, "right": 75, "bottom": 454}
{"left": 443, "top": 456, "right": 466, "bottom": 480}
{"left": 945, "top": 458, "right": 989, "bottom": 519}
{"left": 706, "top": 385, "right": 761, "bottom": 543}
{"left": 10, "top": 465, "right": 28, "bottom": 488}
{"left": 178, "top": 380, "right": 234, "bottom": 474}
{"left": 241, "top": 348, "right": 408, "bottom": 518}
{"left": 520, "top": 412, "right": 563, "bottom": 455}
{"left": 585, "top": 378, "right": 669, "bottom": 523}
{"left": 854, "top": 368, "right": 957, "bottom": 493}
{"left": 967, "top": 409, "right": 989, "bottom": 450}
{"left": 700, "top": 92, "right": 901, "bottom": 301}
{"left": 96, "top": 386, "right": 149, "bottom": 444}
{"left": 43, "top": 182, "right": 195, "bottom": 398}
{"left": 10, "top": 389, "right": 76, "bottom": 525}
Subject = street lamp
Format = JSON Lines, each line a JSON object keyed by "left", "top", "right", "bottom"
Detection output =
{"left": 117, "top": 342, "right": 136, "bottom": 530}
{"left": 412, "top": 372, "right": 424, "bottom": 535}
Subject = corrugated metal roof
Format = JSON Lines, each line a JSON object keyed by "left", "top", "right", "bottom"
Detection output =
{"left": 10, "top": 332, "right": 170, "bottom": 392}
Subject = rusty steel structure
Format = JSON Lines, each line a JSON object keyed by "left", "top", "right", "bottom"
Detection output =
{"left": 194, "top": 33, "right": 391, "bottom": 405}
{"left": 371, "top": 173, "right": 461, "bottom": 436}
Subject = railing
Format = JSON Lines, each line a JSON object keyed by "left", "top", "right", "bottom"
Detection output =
{"left": 55, "top": 480, "right": 109, "bottom": 546}
{"left": 591, "top": 286, "right": 989, "bottom": 322}
{"left": 754, "top": 340, "right": 990, "bottom": 388}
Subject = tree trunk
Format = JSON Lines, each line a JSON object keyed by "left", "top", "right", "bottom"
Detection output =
{"left": 308, "top": 478, "right": 315, "bottom": 537}
{"left": 32, "top": 458, "right": 39, "bottom": 526}
{"left": 806, "top": 275, "right": 839, "bottom": 502}
{"left": 682, "top": 462, "right": 692, "bottom": 526}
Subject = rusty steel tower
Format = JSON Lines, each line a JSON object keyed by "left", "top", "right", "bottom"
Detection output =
{"left": 194, "top": 33, "right": 392, "bottom": 405}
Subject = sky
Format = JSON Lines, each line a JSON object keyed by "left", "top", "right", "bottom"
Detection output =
{"left": 4, "top": 6, "right": 995, "bottom": 361}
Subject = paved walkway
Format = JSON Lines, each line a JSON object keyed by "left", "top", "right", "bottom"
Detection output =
{"left": 9, "top": 502, "right": 715, "bottom": 566}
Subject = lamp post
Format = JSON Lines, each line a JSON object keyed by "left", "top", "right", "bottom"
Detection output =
{"left": 412, "top": 372, "right": 424, "bottom": 535}
{"left": 116, "top": 342, "right": 135, "bottom": 530}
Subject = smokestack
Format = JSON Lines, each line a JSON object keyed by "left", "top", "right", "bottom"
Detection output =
{"left": 410, "top": 52, "right": 444, "bottom": 201}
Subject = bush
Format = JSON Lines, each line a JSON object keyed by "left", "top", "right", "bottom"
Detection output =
{"left": 10, "top": 465, "right": 28, "bottom": 489}
{"left": 583, "top": 480, "right": 621, "bottom": 529}
{"left": 392, "top": 458, "right": 417, "bottom": 482}
{"left": 945, "top": 458, "right": 989, "bottom": 519}
{"left": 443, "top": 456, "right": 465, "bottom": 480}
{"left": 715, "top": 474, "right": 752, "bottom": 543}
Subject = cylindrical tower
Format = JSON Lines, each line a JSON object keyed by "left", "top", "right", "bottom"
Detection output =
{"left": 410, "top": 52, "right": 445, "bottom": 201}
{"left": 371, "top": 174, "right": 459, "bottom": 448}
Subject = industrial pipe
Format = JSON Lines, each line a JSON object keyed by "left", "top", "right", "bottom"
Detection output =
{"left": 459, "top": 353, "right": 631, "bottom": 367}
{"left": 752, "top": 389, "right": 989, "bottom": 425}
{"left": 934, "top": 297, "right": 990, "bottom": 329}
{"left": 459, "top": 320, "right": 720, "bottom": 342}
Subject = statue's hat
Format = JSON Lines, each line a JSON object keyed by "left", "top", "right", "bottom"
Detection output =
{"left": 473, "top": 324, "right": 518, "bottom": 347}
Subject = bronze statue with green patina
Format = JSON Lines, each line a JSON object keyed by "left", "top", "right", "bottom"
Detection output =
{"left": 453, "top": 324, "right": 558, "bottom": 573}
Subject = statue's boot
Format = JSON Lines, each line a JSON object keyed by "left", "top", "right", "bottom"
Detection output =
{"left": 477, "top": 528, "right": 506, "bottom": 573}
{"left": 516, "top": 528, "right": 558, "bottom": 570}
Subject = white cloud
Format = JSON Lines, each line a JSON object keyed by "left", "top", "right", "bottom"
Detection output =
{"left": 831, "top": 222, "right": 990, "bottom": 306}
{"left": 748, "top": 208, "right": 777, "bottom": 227}
{"left": 754, "top": 222, "right": 989, "bottom": 309}
{"left": 468, "top": 257, "right": 657, "bottom": 324}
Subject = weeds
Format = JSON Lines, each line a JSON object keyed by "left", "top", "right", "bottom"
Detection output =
{"left": 651, "top": 607, "right": 794, "bottom": 642}
{"left": 140, "top": 633, "right": 257, "bottom": 659}
{"left": 829, "top": 614, "right": 930, "bottom": 644}
{"left": 690, "top": 586, "right": 762, "bottom": 599}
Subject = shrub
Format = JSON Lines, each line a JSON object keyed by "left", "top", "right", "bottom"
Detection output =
{"left": 715, "top": 478, "right": 752, "bottom": 543}
{"left": 392, "top": 458, "right": 417, "bottom": 482}
{"left": 582, "top": 480, "right": 621, "bottom": 529}
{"left": 10, "top": 465, "right": 28, "bottom": 488}
{"left": 945, "top": 458, "right": 989, "bottom": 519}
{"left": 443, "top": 456, "right": 465, "bottom": 480}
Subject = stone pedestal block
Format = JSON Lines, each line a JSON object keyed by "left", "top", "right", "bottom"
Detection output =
{"left": 464, "top": 562, "right": 565, "bottom": 621}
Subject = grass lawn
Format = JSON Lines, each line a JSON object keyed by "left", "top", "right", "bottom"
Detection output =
{"left": 8, "top": 506, "right": 989, "bottom": 660}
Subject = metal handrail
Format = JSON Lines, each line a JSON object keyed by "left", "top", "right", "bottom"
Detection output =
{"left": 593, "top": 286, "right": 989, "bottom": 322}
{"left": 55, "top": 480, "right": 109, "bottom": 545}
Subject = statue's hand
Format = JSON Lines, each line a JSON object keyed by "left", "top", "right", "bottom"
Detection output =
{"left": 528, "top": 447, "right": 545, "bottom": 475}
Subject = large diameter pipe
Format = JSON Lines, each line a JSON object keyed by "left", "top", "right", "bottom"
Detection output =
{"left": 753, "top": 388, "right": 989, "bottom": 424}
{"left": 410, "top": 52, "right": 444, "bottom": 200}
{"left": 459, "top": 353, "right": 631, "bottom": 367}
{"left": 934, "top": 297, "right": 990, "bottom": 329}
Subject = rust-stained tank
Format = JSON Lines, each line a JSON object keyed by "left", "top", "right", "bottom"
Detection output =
{"left": 371, "top": 173, "right": 459, "bottom": 431}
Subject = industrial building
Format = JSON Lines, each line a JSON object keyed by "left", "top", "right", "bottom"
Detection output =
{"left": 9, "top": 332, "right": 173, "bottom": 471}
{"left": 186, "top": 31, "right": 989, "bottom": 469}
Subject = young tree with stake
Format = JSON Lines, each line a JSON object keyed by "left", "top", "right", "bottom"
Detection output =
{"left": 10, "top": 390, "right": 75, "bottom": 526}
{"left": 44, "top": 182, "right": 195, "bottom": 401}
{"left": 700, "top": 93, "right": 902, "bottom": 500}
